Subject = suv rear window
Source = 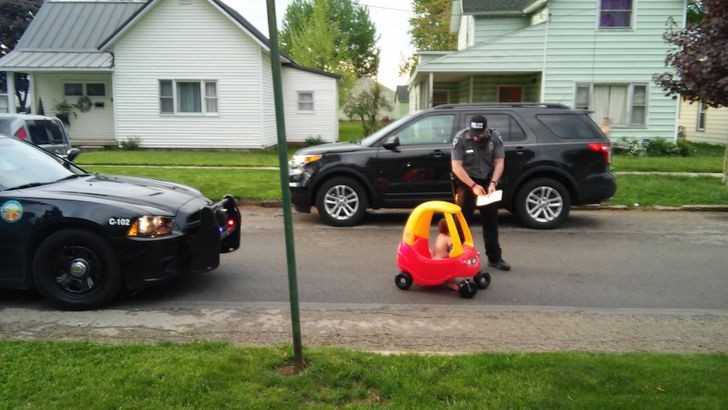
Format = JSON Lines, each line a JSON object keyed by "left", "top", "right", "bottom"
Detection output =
{"left": 26, "top": 120, "right": 66, "bottom": 145}
{"left": 536, "top": 114, "right": 603, "bottom": 139}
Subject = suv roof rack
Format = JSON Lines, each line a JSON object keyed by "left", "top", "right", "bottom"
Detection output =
{"left": 432, "top": 102, "right": 569, "bottom": 110}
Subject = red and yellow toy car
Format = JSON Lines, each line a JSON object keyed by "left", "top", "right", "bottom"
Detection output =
{"left": 395, "top": 201, "right": 491, "bottom": 298}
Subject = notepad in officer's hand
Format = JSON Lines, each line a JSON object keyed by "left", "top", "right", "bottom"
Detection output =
{"left": 476, "top": 190, "right": 503, "bottom": 207}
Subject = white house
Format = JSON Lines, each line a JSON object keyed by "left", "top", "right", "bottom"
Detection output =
{"left": 0, "top": 0, "right": 340, "bottom": 148}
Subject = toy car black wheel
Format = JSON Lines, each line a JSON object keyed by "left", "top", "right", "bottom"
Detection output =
{"left": 315, "top": 176, "right": 368, "bottom": 227}
{"left": 458, "top": 279, "right": 477, "bottom": 299}
{"left": 474, "top": 271, "right": 491, "bottom": 289}
{"left": 395, "top": 272, "right": 413, "bottom": 290}
{"left": 33, "top": 229, "right": 122, "bottom": 310}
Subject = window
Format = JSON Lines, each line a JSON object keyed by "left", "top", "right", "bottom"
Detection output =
{"left": 432, "top": 90, "right": 450, "bottom": 107}
{"left": 64, "top": 82, "right": 106, "bottom": 97}
{"left": 497, "top": 86, "right": 523, "bottom": 103}
{"left": 536, "top": 114, "right": 604, "bottom": 140}
{"left": 396, "top": 114, "right": 455, "bottom": 145}
{"left": 159, "top": 80, "right": 218, "bottom": 115}
{"left": 697, "top": 102, "right": 707, "bottom": 131}
{"left": 600, "top": 0, "right": 632, "bottom": 29}
{"left": 575, "top": 83, "right": 647, "bottom": 127}
{"left": 297, "top": 92, "right": 314, "bottom": 112}
{"left": 64, "top": 83, "right": 83, "bottom": 96}
{"left": 467, "top": 114, "right": 526, "bottom": 142}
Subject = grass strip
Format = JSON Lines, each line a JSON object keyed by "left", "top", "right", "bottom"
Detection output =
{"left": 612, "top": 156, "right": 724, "bottom": 173}
{"left": 77, "top": 150, "right": 284, "bottom": 167}
{"left": 607, "top": 175, "right": 728, "bottom": 207}
{"left": 87, "top": 166, "right": 281, "bottom": 202}
{"left": 0, "top": 340, "right": 725, "bottom": 408}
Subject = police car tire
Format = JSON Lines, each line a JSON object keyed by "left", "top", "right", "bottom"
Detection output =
{"left": 515, "top": 177, "right": 571, "bottom": 230}
{"left": 33, "top": 229, "right": 122, "bottom": 310}
{"left": 315, "top": 176, "right": 368, "bottom": 227}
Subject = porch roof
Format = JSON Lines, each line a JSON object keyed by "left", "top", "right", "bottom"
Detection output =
{"left": 0, "top": 51, "right": 113, "bottom": 71}
{"left": 410, "top": 22, "right": 546, "bottom": 84}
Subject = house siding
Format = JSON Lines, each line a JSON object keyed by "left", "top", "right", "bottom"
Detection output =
{"left": 679, "top": 100, "right": 728, "bottom": 145}
{"left": 281, "top": 67, "right": 338, "bottom": 143}
{"left": 111, "top": 0, "right": 265, "bottom": 148}
{"left": 542, "top": 0, "right": 685, "bottom": 140}
{"left": 34, "top": 72, "right": 115, "bottom": 144}
{"left": 261, "top": 52, "right": 277, "bottom": 147}
{"left": 473, "top": 16, "right": 529, "bottom": 44}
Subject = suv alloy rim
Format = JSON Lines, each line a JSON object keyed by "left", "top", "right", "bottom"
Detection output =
{"left": 525, "top": 186, "right": 563, "bottom": 223}
{"left": 323, "top": 184, "right": 359, "bottom": 220}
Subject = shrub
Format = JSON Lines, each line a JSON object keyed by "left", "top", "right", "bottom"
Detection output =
{"left": 118, "top": 137, "right": 141, "bottom": 150}
{"left": 612, "top": 137, "right": 644, "bottom": 156}
{"left": 644, "top": 137, "right": 687, "bottom": 157}
{"left": 304, "top": 136, "right": 326, "bottom": 146}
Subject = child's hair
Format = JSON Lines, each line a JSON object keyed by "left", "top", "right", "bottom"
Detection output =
{"left": 438, "top": 218, "right": 449, "bottom": 234}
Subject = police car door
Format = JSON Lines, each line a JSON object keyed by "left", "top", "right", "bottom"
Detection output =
{"left": 372, "top": 113, "right": 457, "bottom": 206}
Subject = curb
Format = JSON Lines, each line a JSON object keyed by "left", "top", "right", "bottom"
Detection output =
{"left": 235, "top": 201, "right": 728, "bottom": 212}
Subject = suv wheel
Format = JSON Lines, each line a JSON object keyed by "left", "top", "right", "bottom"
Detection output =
{"left": 515, "top": 178, "right": 571, "bottom": 229}
{"left": 315, "top": 176, "right": 368, "bottom": 226}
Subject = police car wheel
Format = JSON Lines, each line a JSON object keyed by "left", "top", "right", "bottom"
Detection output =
{"left": 33, "top": 229, "right": 122, "bottom": 310}
{"left": 315, "top": 176, "right": 368, "bottom": 227}
{"left": 515, "top": 177, "right": 571, "bottom": 230}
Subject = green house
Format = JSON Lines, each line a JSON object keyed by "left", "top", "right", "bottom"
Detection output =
{"left": 408, "top": 0, "right": 687, "bottom": 141}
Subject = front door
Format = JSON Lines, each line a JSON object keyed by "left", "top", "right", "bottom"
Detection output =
{"left": 371, "top": 113, "right": 457, "bottom": 206}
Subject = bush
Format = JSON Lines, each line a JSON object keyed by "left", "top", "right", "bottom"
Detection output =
{"left": 118, "top": 137, "right": 141, "bottom": 150}
{"left": 304, "top": 136, "right": 325, "bottom": 146}
{"left": 612, "top": 137, "right": 643, "bottom": 156}
{"left": 644, "top": 137, "right": 688, "bottom": 157}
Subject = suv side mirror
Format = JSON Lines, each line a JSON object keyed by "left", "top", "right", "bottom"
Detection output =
{"left": 382, "top": 135, "right": 400, "bottom": 151}
{"left": 67, "top": 148, "right": 81, "bottom": 162}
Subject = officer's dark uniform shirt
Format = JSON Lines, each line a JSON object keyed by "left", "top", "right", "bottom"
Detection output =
{"left": 451, "top": 128, "right": 505, "bottom": 180}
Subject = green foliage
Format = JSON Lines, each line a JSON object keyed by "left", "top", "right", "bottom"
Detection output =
{"left": 342, "top": 83, "right": 393, "bottom": 135}
{"left": 1, "top": 341, "right": 727, "bottom": 408}
{"left": 401, "top": 0, "right": 457, "bottom": 75}
{"left": 0, "top": 0, "right": 42, "bottom": 55}
{"left": 280, "top": 0, "right": 379, "bottom": 81}
{"left": 653, "top": 0, "right": 728, "bottom": 107}
{"left": 304, "top": 135, "right": 326, "bottom": 146}
{"left": 118, "top": 137, "right": 141, "bottom": 151}
{"left": 643, "top": 137, "right": 690, "bottom": 157}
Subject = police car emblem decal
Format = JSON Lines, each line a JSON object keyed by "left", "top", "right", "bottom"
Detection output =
{"left": 1, "top": 200, "right": 23, "bottom": 223}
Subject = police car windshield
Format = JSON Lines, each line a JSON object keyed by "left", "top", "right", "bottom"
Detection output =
{"left": 0, "top": 137, "right": 84, "bottom": 191}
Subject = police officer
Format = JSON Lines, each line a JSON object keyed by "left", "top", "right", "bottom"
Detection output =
{"left": 451, "top": 115, "right": 511, "bottom": 271}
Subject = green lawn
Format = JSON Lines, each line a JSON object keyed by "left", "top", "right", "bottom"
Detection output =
{"left": 339, "top": 120, "right": 367, "bottom": 142}
{"left": 1, "top": 340, "right": 725, "bottom": 408}
{"left": 77, "top": 149, "right": 282, "bottom": 167}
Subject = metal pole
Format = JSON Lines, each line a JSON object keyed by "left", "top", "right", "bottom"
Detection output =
{"left": 265, "top": 0, "right": 304, "bottom": 372}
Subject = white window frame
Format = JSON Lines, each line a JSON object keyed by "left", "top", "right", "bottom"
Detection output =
{"left": 159, "top": 79, "right": 218, "bottom": 116}
{"left": 297, "top": 91, "right": 314, "bottom": 113}
{"left": 696, "top": 101, "right": 706, "bottom": 131}
{"left": 63, "top": 81, "right": 107, "bottom": 97}
{"left": 573, "top": 82, "right": 648, "bottom": 128}
{"left": 597, "top": 0, "right": 635, "bottom": 30}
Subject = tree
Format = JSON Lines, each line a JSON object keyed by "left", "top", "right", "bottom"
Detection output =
{"left": 653, "top": 0, "right": 728, "bottom": 108}
{"left": 0, "top": 0, "right": 42, "bottom": 112}
{"left": 342, "top": 83, "right": 393, "bottom": 136}
{"left": 400, "top": 0, "right": 457, "bottom": 75}
{"left": 280, "top": 0, "right": 379, "bottom": 79}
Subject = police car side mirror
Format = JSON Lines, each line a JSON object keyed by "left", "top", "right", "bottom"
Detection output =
{"left": 67, "top": 148, "right": 81, "bottom": 162}
{"left": 383, "top": 135, "right": 400, "bottom": 151}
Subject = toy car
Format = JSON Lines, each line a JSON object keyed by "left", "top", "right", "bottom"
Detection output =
{"left": 395, "top": 200, "right": 491, "bottom": 298}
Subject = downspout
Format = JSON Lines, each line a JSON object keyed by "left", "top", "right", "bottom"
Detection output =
{"left": 540, "top": 9, "right": 549, "bottom": 102}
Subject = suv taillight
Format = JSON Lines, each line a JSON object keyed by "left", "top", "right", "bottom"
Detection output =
{"left": 588, "top": 142, "right": 611, "bottom": 165}
{"left": 14, "top": 127, "right": 28, "bottom": 140}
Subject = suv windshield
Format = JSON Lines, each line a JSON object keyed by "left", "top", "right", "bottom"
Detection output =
{"left": 359, "top": 114, "right": 415, "bottom": 146}
{"left": 0, "top": 138, "right": 84, "bottom": 191}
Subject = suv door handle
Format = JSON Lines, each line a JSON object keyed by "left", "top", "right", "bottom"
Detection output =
{"left": 515, "top": 146, "right": 525, "bottom": 155}
{"left": 432, "top": 150, "right": 445, "bottom": 158}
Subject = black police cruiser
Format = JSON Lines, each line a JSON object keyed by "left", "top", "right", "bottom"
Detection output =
{"left": 289, "top": 103, "right": 616, "bottom": 229}
{"left": 0, "top": 136, "right": 241, "bottom": 310}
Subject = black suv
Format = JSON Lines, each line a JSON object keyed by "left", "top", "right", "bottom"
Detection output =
{"left": 289, "top": 103, "right": 616, "bottom": 229}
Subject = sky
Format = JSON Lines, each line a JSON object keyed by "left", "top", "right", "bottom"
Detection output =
{"left": 223, "top": 0, "right": 415, "bottom": 91}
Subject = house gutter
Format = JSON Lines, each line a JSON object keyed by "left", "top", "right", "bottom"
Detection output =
{"left": 523, "top": 0, "right": 547, "bottom": 15}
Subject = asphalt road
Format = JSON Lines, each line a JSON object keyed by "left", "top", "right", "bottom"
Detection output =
{"left": 108, "top": 207, "right": 727, "bottom": 311}
{"left": 3, "top": 207, "right": 727, "bottom": 311}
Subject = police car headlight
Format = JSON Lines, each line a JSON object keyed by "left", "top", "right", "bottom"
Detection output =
{"left": 127, "top": 216, "right": 174, "bottom": 237}
{"left": 290, "top": 154, "right": 322, "bottom": 168}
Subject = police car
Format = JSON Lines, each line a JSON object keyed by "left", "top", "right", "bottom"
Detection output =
{"left": 0, "top": 135, "right": 240, "bottom": 310}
